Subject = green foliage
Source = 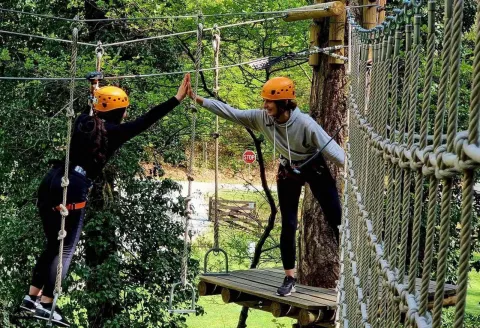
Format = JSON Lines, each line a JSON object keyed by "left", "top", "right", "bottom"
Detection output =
{"left": 442, "top": 307, "right": 480, "bottom": 328}
{"left": 0, "top": 0, "right": 315, "bottom": 326}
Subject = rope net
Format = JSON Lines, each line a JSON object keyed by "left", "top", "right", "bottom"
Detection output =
{"left": 338, "top": 1, "right": 479, "bottom": 328}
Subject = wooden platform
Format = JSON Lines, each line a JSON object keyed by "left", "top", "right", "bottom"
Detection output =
{"left": 198, "top": 268, "right": 458, "bottom": 327}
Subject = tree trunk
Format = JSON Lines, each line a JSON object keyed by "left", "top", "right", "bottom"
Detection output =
{"left": 297, "top": 18, "right": 347, "bottom": 288}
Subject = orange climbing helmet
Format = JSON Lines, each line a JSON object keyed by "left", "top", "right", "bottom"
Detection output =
{"left": 93, "top": 86, "right": 130, "bottom": 112}
{"left": 261, "top": 77, "right": 296, "bottom": 101}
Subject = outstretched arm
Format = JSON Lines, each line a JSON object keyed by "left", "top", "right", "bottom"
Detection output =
{"left": 110, "top": 74, "right": 190, "bottom": 146}
{"left": 187, "top": 76, "right": 260, "bottom": 130}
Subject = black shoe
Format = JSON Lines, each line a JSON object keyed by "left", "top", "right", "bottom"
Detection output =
{"left": 276, "top": 276, "right": 296, "bottom": 296}
{"left": 19, "top": 295, "right": 38, "bottom": 313}
{"left": 34, "top": 303, "right": 70, "bottom": 327}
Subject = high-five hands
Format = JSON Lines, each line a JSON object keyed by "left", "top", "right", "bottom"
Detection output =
{"left": 184, "top": 74, "right": 204, "bottom": 105}
{"left": 175, "top": 74, "right": 191, "bottom": 102}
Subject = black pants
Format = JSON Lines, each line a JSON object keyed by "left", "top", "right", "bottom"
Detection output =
{"left": 277, "top": 156, "right": 341, "bottom": 270}
{"left": 30, "top": 166, "right": 90, "bottom": 298}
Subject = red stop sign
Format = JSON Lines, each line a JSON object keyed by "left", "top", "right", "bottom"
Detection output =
{"left": 243, "top": 150, "right": 256, "bottom": 164}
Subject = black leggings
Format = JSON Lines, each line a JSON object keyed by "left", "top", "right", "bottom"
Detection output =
{"left": 30, "top": 166, "right": 90, "bottom": 298}
{"left": 277, "top": 156, "right": 341, "bottom": 270}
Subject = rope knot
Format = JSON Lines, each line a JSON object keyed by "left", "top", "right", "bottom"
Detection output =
{"left": 188, "top": 104, "right": 198, "bottom": 113}
{"left": 58, "top": 204, "right": 69, "bottom": 217}
{"left": 61, "top": 177, "right": 70, "bottom": 187}
{"left": 463, "top": 139, "right": 480, "bottom": 161}
{"left": 58, "top": 229, "right": 67, "bottom": 240}
{"left": 434, "top": 146, "right": 460, "bottom": 179}
{"left": 407, "top": 144, "right": 423, "bottom": 170}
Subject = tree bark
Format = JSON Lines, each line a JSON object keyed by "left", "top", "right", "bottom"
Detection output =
{"left": 297, "top": 18, "right": 348, "bottom": 288}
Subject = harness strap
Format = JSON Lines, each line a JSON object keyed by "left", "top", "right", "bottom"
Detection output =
{"left": 53, "top": 201, "right": 86, "bottom": 212}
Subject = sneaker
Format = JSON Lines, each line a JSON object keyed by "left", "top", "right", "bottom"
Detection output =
{"left": 34, "top": 303, "right": 70, "bottom": 327}
{"left": 276, "top": 276, "right": 296, "bottom": 296}
{"left": 20, "top": 295, "right": 38, "bottom": 313}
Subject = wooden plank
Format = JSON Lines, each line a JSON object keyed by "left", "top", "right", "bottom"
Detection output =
{"left": 200, "top": 274, "right": 335, "bottom": 310}
{"left": 235, "top": 270, "right": 337, "bottom": 299}
{"left": 242, "top": 268, "right": 456, "bottom": 298}
{"left": 215, "top": 205, "right": 256, "bottom": 211}
{"left": 231, "top": 270, "right": 337, "bottom": 303}
{"left": 283, "top": 2, "right": 345, "bottom": 21}
{"left": 211, "top": 274, "right": 335, "bottom": 307}
{"left": 214, "top": 276, "right": 334, "bottom": 310}
{"left": 263, "top": 268, "right": 457, "bottom": 295}
{"left": 217, "top": 199, "right": 256, "bottom": 205}
{"left": 218, "top": 274, "right": 337, "bottom": 307}
{"left": 252, "top": 269, "right": 337, "bottom": 296}
{"left": 200, "top": 275, "right": 325, "bottom": 310}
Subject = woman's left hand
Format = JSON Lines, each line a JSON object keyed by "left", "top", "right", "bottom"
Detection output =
{"left": 175, "top": 74, "right": 190, "bottom": 102}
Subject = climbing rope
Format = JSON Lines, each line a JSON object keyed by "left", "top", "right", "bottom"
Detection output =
{"left": 203, "top": 25, "right": 229, "bottom": 275}
{"left": 183, "top": 17, "right": 203, "bottom": 283}
{"left": 339, "top": 1, "right": 480, "bottom": 327}
{"left": 213, "top": 26, "right": 220, "bottom": 251}
{"left": 48, "top": 23, "right": 78, "bottom": 326}
{"left": 168, "top": 15, "right": 203, "bottom": 315}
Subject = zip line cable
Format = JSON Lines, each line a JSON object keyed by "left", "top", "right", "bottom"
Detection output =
{"left": 0, "top": 6, "right": 368, "bottom": 23}
{"left": 0, "top": 29, "right": 96, "bottom": 47}
{"left": 100, "top": 16, "right": 281, "bottom": 47}
{"left": 0, "top": 45, "right": 347, "bottom": 81}
{"left": 0, "top": 16, "right": 281, "bottom": 48}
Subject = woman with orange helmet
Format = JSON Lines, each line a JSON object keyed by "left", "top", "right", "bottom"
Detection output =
{"left": 20, "top": 75, "right": 191, "bottom": 326}
{"left": 187, "top": 75, "right": 344, "bottom": 297}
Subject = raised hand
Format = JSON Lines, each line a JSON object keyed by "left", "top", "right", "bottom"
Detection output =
{"left": 186, "top": 77, "right": 196, "bottom": 100}
{"left": 175, "top": 73, "right": 190, "bottom": 102}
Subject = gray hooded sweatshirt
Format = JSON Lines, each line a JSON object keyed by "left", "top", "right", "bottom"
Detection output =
{"left": 202, "top": 98, "right": 345, "bottom": 167}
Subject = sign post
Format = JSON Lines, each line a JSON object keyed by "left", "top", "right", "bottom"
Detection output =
{"left": 243, "top": 150, "right": 256, "bottom": 178}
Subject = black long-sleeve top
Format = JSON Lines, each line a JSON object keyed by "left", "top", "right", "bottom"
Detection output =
{"left": 69, "top": 96, "right": 180, "bottom": 179}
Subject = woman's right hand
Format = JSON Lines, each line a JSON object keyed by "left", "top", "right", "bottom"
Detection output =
{"left": 175, "top": 74, "right": 190, "bottom": 102}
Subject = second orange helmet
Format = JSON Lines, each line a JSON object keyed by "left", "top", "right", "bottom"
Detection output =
{"left": 261, "top": 77, "right": 296, "bottom": 101}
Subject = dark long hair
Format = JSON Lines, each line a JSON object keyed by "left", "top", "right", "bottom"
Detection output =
{"left": 90, "top": 114, "right": 108, "bottom": 165}
{"left": 76, "top": 107, "right": 125, "bottom": 166}
{"left": 91, "top": 107, "right": 126, "bottom": 165}
{"left": 274, "top": 99, "right": 297, "bottom": 113}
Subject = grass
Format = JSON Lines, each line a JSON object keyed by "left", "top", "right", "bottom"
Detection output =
{"left": 466, "top": 253, "right": 480, "bottom": 315}
{"left": 466, "top": 270, "right": 480, "bottom": 315}
{"left": 186, "top": 295, "right": 295, "bottom": 328}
